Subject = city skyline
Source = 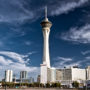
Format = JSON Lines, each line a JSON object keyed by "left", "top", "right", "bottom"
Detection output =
{"left": 0, "top": 0, "right": 90, "bottom": 80}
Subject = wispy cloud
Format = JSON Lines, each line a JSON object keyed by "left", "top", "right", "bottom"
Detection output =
{"left": 55, "top": 57, "right": 73, "bottom": 61}
{"left": 0, "top": 0, "right": 89, "bottom": 24}
{"left": 0, "top": 51, "right": 28, "bottom": 63}
{"left": 0, "top": 41, "right": 4, "bottom": 47}
{"left": 53, "top": 56, "right": 87, "bottom": 68}
{"left": 85, "top": 56, "right": 90, "bottom": 60}
{"left": 0, "top": 56, "right": 13, "bottom": 65}
{"left": 50, "top": 0, "right": 89, "bottom": 16}
{"left": 0, "top": 51, "right": 39, "bottom": 80}
{"left": 81, "top": 50, "right": 90, "bottom": 55}
{"left": 61, "top": 24, "right": 90, "bottom": 44}
{"left": 0, "top": 0, "right": 34, "bottom": 24}
{"left": 25, "top": 41, "right": 32, "bottom": 46}
{"left": 53, "top": 56, "right": 75, "bottom": 68}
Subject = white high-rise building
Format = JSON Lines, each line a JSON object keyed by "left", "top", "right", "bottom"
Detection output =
{"left": 20, "top": 71, "right": 27, "bottom": 81}
{"left": 5, "top": 70, "right": 13, "bottom": 82}
{"left": 40, "top": 7, "right": 52, "bottom": 84}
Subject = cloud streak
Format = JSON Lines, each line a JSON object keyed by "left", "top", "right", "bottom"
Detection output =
{"left": 55, "top": 57, "right": 72, "bottom": 61}
{"left": 51, "top": 0, "right": 89, "bottom": 16}
{"left": 61, "top": 24, "right": 90, "bottom": 44}
{"left": 81, "top": 50, "right": 90, "bottom": 55}
{"left": 0, "top": 0, "right": 89, "bottom": 24}
{"left": 53, "top": 56, "right": 88, "bottom": 68}
{"left": 53, "top": 57, "right": 75, "bottom": 68}
{"left": 0, "top": 0, "right": 34, "bottom": 24}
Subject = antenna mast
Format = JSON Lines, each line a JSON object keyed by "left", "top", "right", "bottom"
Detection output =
{"left": 45, "top": 6, "right": 48, "bottom": 20}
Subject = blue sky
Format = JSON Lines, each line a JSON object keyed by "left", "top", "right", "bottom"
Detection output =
{"left": 0, "top": 0, "right": 90, "bottom": 80}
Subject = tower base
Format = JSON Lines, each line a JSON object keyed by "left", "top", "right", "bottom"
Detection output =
{"left": 40, "top": 64, "right": 56, "bottom": 84}
{"left": 40, "top": 64, "right": 48, "bottom": 84}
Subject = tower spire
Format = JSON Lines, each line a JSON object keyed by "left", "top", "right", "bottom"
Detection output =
{"left": 45, "top": 6, "right": 48, "bottom": 20}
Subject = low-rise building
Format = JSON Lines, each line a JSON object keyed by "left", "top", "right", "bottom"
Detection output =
{"left": 56, "top": 66, "right": 86, "bottom": 85}
{"left": 47, "top": 67, "right": 56, "bottom": 83}
{"left": 50, "top": 68, "right": 56, "bottom": 82}
{"left": 56, "top": 69, "right": 63, "bottom": 81}
{"left": 72, "top": 67, "right": 86, "bottom": 81}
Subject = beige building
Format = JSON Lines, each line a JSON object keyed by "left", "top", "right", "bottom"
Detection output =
{"left": 63, "top": 68, "right": 72, "bottom": 80}
{"left": 47, "top": 68, "right": 56, "bottom": 83}
{"left": 56, "top": 69, "right": 63, "bottom": 80}
{"left": 47, "top": 68, "right": 51, "bottom": 82}
{"left": 50, "top": 68, "right": 56, "bottom": 82}
{"left": 56, "top": 67, "right": 86, "bottom": 82}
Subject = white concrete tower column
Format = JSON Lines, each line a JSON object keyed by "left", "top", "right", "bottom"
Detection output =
{"left": 41, "top": 7, "right": 52, "bottom": 68}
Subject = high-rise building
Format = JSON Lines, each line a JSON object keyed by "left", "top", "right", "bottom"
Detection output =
{"left": 5, "top": 70, "right": 13, "bottom": 82}
{"left": 37, "top": 75, "right": 40, "bottom": 83}
{"left": 40, "top": 7, "right": 52, "bottom": 84}
{"left": 86, "top": 66, "right": 90, "bottom": 80}
{"left": 29, "top": 77, "right": 34, "bottom": 83}
{"left": 20, "top": 71, "right": 27, "bottom": 82}
{"left": 13, "top": 74, "right": 16, "bottom": 83}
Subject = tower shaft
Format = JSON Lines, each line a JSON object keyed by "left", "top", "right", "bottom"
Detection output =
{"left": 43, "top": 28, "right": 50, "bottom": 68}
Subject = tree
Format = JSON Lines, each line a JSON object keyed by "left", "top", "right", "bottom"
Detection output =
{"left": 46, "top": 83, "right": 50, "bottom": 88}
{"left": 51, "top": 82, "right": 61, "bottom": 88}
{"left": 72, "top": 81, "right": 79, "bottom": 88}
{"left": 40, "top": 83, "right": 44, "bottom": 87}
